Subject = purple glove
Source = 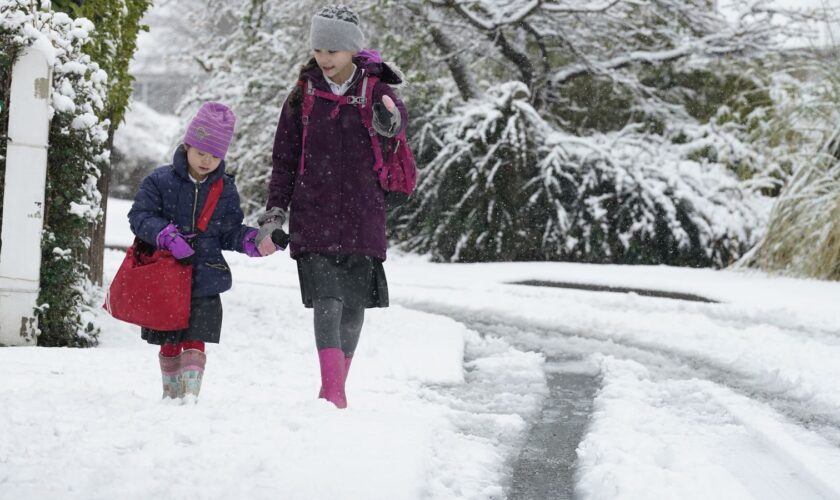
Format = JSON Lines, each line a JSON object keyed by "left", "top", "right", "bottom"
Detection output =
{"left": 243, "top": 228, "right": 280, "bottom": 257}
{"left": 157, "top": 223, "right": 195, "bottom": 264}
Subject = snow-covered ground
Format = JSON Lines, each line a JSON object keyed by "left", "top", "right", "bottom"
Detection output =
{"left": 3, "top": 200, "right": 840, "bottom": 499}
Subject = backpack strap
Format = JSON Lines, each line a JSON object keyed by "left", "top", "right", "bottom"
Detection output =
{"left": 195, "top": 178, "right": 224, "bottom": 232}
{"left": 298, "top": 75, "right": 372, "bottom": 175}
{"left": 297, "top": 74, "right": 385, "bottom": 177}
{"left": 356, "top": 75, "right": 385, "bottom": 175}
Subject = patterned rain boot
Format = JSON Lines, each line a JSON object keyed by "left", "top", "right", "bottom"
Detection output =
{"left": 159, "top": 353, "right": 183, "bottom": 399}
{"left": 180, "top": 349, "right": 207, "bottom": 400}
{"left": 318, "top": 348, "right": 347, "bottom": 409}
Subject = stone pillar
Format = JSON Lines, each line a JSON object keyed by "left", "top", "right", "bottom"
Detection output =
{"left": 0, "top": 46, "right": 52, "bottom": 346}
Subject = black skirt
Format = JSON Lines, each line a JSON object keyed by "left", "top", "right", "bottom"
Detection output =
{"left": 141, "top": 294, "right": 223, "bottom": 345}
{"left": 297, "top": 253, "right": 389, "bottom": 309}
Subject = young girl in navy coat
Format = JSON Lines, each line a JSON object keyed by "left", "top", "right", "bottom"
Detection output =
{"left": 257, "top": 5, "right": 409, "bottom": 408}
{"left": 129, "top": 102, "right": 279, "bottom": 401}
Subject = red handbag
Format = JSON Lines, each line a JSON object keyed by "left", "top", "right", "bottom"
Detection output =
{"left": 104, "top": 178, "right": 224, "bottom": 331}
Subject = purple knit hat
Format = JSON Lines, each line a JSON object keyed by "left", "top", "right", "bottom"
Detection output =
{"left": 183, "top": 102, "right": 236, "bottom": 158}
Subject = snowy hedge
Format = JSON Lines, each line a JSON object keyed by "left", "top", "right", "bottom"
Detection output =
{"left": 395, "top": 83, "right": 764, "bottom": 266}
{"left": 1, "top": 1, "right": 109, "bottom": 346}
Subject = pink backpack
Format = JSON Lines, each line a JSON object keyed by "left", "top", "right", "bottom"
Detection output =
{"left": 297, "top": 74, "right": 417, "bottom": 196}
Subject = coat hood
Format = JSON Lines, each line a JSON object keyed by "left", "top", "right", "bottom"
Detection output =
{"left": 301, "top": 50, "right": 404, "bottom": 88}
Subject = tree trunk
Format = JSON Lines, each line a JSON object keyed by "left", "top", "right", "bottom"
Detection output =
{"left": 439, "top": 2, "right": 535, "bottom": 90}
{"left": 85, "top": 118, "right": 114, "bottom": 285}
{"left": 428, "top": 25, "right": 479, "bottom": 102}
{"left": 492, "top": 29, "right": 534, "bottom": 89}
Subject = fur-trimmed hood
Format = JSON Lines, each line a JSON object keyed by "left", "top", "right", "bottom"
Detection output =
{"left": 294, "top": 50, "right": 405, "bottom": 94}
{"left": 354, "top": 50, "right": 405, "bottom": 87}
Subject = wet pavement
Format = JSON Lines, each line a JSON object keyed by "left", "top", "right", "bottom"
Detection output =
{"left": 507, "top": 367, "right": 599, "bottom": 500}
{"left": 455, "top": 313, "right": 601, "bottom": 500}
{"left": 510, "top": 280, "right": 717, "bottom": 303}
{"left": 410, "top": 283, "right": 717, "bottom": 499}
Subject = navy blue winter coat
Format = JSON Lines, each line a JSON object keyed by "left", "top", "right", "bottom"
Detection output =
{"left": 128, "top": 146, "right": 253, "bottom": 297}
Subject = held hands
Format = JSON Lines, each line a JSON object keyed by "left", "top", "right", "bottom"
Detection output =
{"left": 243, "top": 228, "right": 283, "bottom": 257}
{"left": 253, "top": 207, "right": 288, "bottom": 257}
{"left": 157, "top": 223, "right": 195, "bottom": 264}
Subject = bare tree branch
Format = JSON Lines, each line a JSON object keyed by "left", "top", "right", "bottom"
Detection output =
{"left": 438, "top": 0, "right": 536, "bottom": 87}
{"left": 428, "top": 25, "right": 480, "bottom": 101}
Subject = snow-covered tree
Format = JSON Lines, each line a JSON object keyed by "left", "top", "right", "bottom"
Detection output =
{"left": 110, "top": 100, "right": 182, "bottom": 199}
{"left": 401, "top": 82, "right": 763, "bottom": 265}
{"left": 1, "top": 1, "right": 110, "bottom": 346}
{"left": 179, "top": 0, "right": 827, "bottom": 267}
{"left": 389, "top": 0, "right": 825, "bottom": 265}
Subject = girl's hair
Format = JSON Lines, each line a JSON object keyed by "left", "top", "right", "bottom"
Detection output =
{"left": 288, "top": 58, "right": 319, "bottom": 112}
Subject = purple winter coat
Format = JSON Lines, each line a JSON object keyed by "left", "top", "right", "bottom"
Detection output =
{"left": 266, "top": 55, "right": 408, "bottom": 261}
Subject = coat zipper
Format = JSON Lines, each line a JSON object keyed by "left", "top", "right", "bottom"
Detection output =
{"left": 191, "top": 182, "right": 199, "bottom": 232}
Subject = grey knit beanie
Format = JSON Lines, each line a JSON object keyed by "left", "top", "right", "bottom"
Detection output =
{"left": 310, "top": 4, "right": 365, "bottom": 51}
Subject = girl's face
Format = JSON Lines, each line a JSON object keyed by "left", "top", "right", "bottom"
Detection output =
{"left": 185, "top": 145, "right": 222, "bottom": 181}
{"left": 313, "top": 49, "right": 356, "bottom": 84}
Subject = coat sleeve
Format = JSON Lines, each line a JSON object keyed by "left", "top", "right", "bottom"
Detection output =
{"left": 373, "top": 82, "right": 408, "bottom": 137}
{"left": 128, "top": 172, "right": 170, "bottom": 246}
{"left": 266, "top": 95, "right": 302, "bottom": 211}
{"left": 219, "top": 182, "right": 252, "bottom": 252}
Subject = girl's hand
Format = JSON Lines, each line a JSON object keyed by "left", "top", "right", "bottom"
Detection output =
{"left": 373, "top": 95, "right": 401, "bottom": 137}
{"left": 257, "top": 237, "right": 278, "bottom": 256}
{"left": 243, "top": 228, "right": 280, "bottom": 257}
{"left": 382, "top": 95, "right": 396, "bottom": 114}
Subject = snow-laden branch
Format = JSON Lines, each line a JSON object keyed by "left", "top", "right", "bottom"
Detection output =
{"left": 429, "top": 0, "right": 626, "bottom": 29}
{"left": 540, "top": 0, "right": 624, "bottom": 15}
{"left": 551, "top": 32, "right": 735, "bottom": 84}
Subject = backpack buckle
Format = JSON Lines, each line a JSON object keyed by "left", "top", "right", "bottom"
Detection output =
{"left": 347, "top": 96, "right": 367, "bottom": 106}
{"left": 306, "top": 85, "right": 316, "bottom": 95}
{"left": 302, "top": 116, "right": 310, "bottom": 126}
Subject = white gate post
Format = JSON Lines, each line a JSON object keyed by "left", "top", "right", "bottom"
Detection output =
{"left": 0, "top": 46, "right": 52, "bottom": 346}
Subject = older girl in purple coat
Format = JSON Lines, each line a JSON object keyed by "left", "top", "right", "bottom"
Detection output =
{"left": 129, "top": 102, "right": 280, "bottom": 401}
{"left": 256, "top": 5, "right": 408, "bottom": 408}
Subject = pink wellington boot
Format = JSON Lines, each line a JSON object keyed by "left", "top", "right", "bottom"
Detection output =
{"left": 344, "top": 356, "right": 353, "bottom": 381}
{"left": 319, "top": 355, "right": 353, "bottom": 399}
{"left": 318, "top": 348, "right": 347, "bottom": 409}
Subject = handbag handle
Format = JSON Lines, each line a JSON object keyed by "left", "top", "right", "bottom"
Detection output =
{"left": 195, "top": 178, "right": 225, "bottom": 233}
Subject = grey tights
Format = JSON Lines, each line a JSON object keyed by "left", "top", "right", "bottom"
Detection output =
{"left": 313, "top": 297, "right": 365, "bottom": 357}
